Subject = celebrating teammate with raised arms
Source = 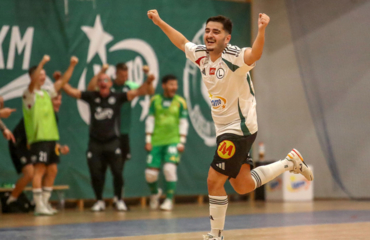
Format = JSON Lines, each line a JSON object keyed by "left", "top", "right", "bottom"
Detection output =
{"left": 23, "top": 55, "right": 78, "bottom": 215}
{"left": 63, "top": 65, "right": 155, "bottom": 212}
{"left": 148, "top": 10, "right": 313, "bottom": 240}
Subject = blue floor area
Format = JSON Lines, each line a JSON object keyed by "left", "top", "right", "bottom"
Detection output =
{"left": 1, "top": 210, "right": 370, "bottom": 240}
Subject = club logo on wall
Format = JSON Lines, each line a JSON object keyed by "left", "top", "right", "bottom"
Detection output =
{"left": 183, "top": 24, "right": 216, "bottom": 147}
{"left": 77, "top": 15, "right": 160, "bottom": 124}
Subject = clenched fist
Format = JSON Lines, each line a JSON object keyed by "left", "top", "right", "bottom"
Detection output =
{"left": 43, "top": 55, "right": 50, "bottom": 63}
{"left": 70, "top": 56, "right": 79, "bottom": 66}
{"left": 53, "top": 71, "right": 62, "bottom": 80}
{"left": 258, "top": 13, "right": 270, "bottom": 30}
{"left": 147, "top": 9, "right": 162, "bottom": 25}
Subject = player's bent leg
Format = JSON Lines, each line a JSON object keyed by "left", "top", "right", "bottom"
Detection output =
{"left": 7, "top": 164, "right": 34, "bottom": 205}
{"left": 206, "top": 167, "right": 229, "bottom": 239}
{"left": 145, "top": 168, "right": 162, "bottom": 210}
{"left": 229, "top": 164, "right": 255, "bottom": 195}
{"left": 161, "top": 163, "right": 177, "bottom": 211}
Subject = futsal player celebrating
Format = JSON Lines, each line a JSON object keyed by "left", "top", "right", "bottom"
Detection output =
{"left": 147, "top": 10, "right": 313, "bottom": 240}
{"left": 63, "top": 69, "right": 155, "bottom": 212}
{"left": 7, "top": 72, "right": 70, "bottom": 214}
{"left": 23, "top": 55, "right": 78, "bottom": 215}
{"left": 145, "top": 74, "right": 188, "bottom": 211}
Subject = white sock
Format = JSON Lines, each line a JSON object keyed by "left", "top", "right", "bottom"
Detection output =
{"left": 6, "top": 195, "right": 17, "bottom": 205}
{"left": 42, "top": 187, "right": 53, "bottom": 205}
{"left": 33, "top": 188, "right": 43, "bottom": 208}
{"left": 209, "top": 195, "right": 228, "bottom": 237}
{"left": 251, "top": 159, "right": 293, "bottom": 189}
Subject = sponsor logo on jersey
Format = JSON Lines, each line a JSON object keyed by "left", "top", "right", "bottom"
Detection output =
{"left": 217, "top": 140, "right": 236, "bottom": 159}
{"left": 210, "top": 95, "right": 227, "bottom": 110}
{"left": 210, "top": 68, "right": 216, "bottom": 75}
{"left": 94, "top": 107, "right": 114, "bottom": 120}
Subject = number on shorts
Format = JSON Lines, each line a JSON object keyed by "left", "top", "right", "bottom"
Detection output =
{"left": 168, "top": 146, "right": 177, "bottom": 154}
{"left": 147, "top": 155, "right": 153, "bottom": 164}
{"left": 39, "top": 151, "right": 47, "bottom": 162}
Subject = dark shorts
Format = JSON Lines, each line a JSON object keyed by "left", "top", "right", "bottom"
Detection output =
{"left": 8, "top": 141, "right": 32, "bottom": 174}
{"left": 30, "top": 141, "right": 60, "bottom": 165}
{"left": 120, "top": 134, "right": 131, "bottom": 160}
{"left": 211, "top": 132, "right": 257, "bottom": 179}
{"left": 87, "top": 138, "right": 122, "bottom": 163}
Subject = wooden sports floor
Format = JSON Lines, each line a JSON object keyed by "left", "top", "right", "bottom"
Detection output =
{"left": 1, "top": 200, "right": 370, "bottom": 240}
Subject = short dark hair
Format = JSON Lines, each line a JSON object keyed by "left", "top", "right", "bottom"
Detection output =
{"left": 28, "top": 65, "right": 37, "bottom": 76}
{"left": 162, "top": 74, "right": 177, "bottom": 84}
{"left": 116, "top": 62, "right": 128, "bottom": 71}
{"left": 206, "top": 15, "right": 233, "bottom": 34}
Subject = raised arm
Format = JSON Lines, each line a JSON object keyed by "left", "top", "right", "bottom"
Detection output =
{"left": 54, "top": 56, "right": 79, "bottom": 92}
{"left": 143, "top": 65, "right": 155, "bottom": 95}
{"left": 244, "top": 13, "right": 270, "bottom": 66}
{"left": 126, "top": 74, "right": 155, "bottom": 101}
{"left": 29, "top": 55, "right": 50, "bottom": 93}
{"left": 63, "top": 83, "right": 82, "bottom": 99}
{"left": 87, "top": 64, "right": 109, "bottom": 91}
{"left": 147, "top": 10, "right": 189, "bottom": 52}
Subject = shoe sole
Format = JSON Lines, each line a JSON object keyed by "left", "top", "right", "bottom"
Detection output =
{"left": 290, "top": 148, "right": 313, "bottom": 181}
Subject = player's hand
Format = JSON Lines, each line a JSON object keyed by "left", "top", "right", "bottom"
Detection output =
{"left": 3, "top": 129, "right": 15, "bottom": 143}
{"left": 143, "top": 65, "right": 150, "bottom": 74}
{"left": 70, "top": 56, "right": 79, "bottom": 66}
{"left": 146, "top": 73, "right": 155, "bottom": 83}
{"left": 101, "top": 64, "right": 109, "bottom": 73}
{"left": 60, "top": 145, "right": 70, "bottom": 155}
{"left": 177, "top": 143, "right": 185, "bottom": 153}
{"left": 258, "top": 13, "right": 270, "bottom": 30}
{"left": 147, "top": 9, "right": 162, "bottom": 25}
{"left": 43, "top": 55, "right": 50, "bottom": 63}
{"left": 145, "top": 143, "right": 152, "bottom": 152}
{"left": 0, "top": 108, "right": 16, "bottom": 119}
{"left": 53, "top": 71, "right": 62, "bottom": 80}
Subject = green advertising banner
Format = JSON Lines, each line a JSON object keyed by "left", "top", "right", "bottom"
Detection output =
{"left": 0, "top": 0, "right": 251, "bottom": 199}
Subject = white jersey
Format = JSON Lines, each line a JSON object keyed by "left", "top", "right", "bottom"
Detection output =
{"left": 185, "top": 42, "right": 257, "bottom": 137}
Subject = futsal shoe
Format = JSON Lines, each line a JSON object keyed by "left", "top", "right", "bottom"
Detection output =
{"left": 91, "top": 200, "right": 105, "bottom": 212}
{"left": 160, "top": 198, "right": 173, "bottom": 211}
{"left": 285, "top": 148, "right": 314, "bottom": 181}
{"left": 114, "top": 199, "right": 128, "bottom": 211}
{"left": 203, "top": 233, "right": 224, "bottom": 240}
{"left": 46, "top": 202, "right": 58, "bottom": 214}
{"left": 149, "top": 188, "right": 162, "bottom": 210}
{"left": 34, "top": 202, "right": 54, "bottom": 216}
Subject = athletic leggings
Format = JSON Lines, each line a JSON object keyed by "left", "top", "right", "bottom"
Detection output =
{"left": 87, "top": 138, "right": 125, "bottom": 200}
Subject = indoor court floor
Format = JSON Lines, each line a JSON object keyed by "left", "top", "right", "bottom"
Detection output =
{"left": 0, "top": 200, "right": 369, "bottom": 240}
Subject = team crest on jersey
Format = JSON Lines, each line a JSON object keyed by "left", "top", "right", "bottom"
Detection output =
{"left": 217, "top": 140, "right": 236, "bottom": 159}
{"left": 216, "top": 68, "right": 225, "bottom": 79}
{"left": 108, "top": 96, "right": 116, "bottom": 105}
{"left": 94, "top": 107, "right": 113, "bottom": 120}
{"left": 210, "top": 95, "right": 227, "bottom": 110}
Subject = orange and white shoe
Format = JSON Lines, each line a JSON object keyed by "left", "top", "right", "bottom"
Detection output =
{"left": 285, "top": 148, "right": 314, "bottom": 181}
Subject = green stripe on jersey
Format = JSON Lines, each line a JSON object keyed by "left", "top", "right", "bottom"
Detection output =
{"left": 237, "top": 98, "right": 251, "bottom": 136}
{"left": 222, "top": 58, "right": 239, "bottom": 72}
{"left": 246, "top": 73, "right": 254, "bottom": 96}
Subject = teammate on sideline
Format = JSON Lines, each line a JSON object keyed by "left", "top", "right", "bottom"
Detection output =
{"left": 63, "top": 66, "right": 155, "bottom": 212}
{"left": 147, "top": 10, "right": 313, "bottom": 240}
{"left": 145, "top": 74, "right": 188, "bottom": 211}
{"left": 23, "top": 55, "right": 78, "bottom": 215}
{"left": 87, "top": 63, "right": 154, "bottom": 210}
{"left": 7, "top": 72, "right": 70, "bottom": 213}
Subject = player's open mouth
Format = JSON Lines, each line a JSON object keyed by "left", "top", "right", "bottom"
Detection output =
{"left": 206, "top": 39, "right": 215, "bottom": 44}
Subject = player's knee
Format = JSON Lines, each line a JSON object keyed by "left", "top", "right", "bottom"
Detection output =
{"left": 145, "top": 169, "right": 159, "bottom": 183}
{"left": 207, "top": 176, "right": 223, "bottom": 191}
{"left": 163, "top": 163, "right": 177, "bottom": 182}
{"left": 233, "top": 182, "right": 254, "bottom": 195}
{"left": 47, "top": 164, "right": 58, "bottom": 177}
{"left": 23, "top": 165, "right": 34, "bottom": 181}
